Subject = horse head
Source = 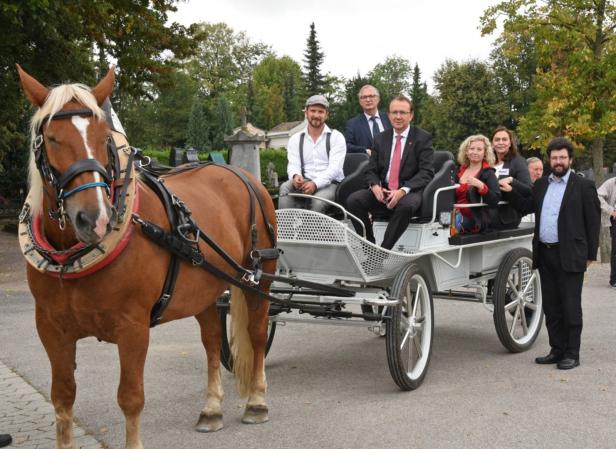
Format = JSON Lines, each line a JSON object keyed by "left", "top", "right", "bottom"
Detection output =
{"left": 17, "top": 65, "right": 118, "bottom": 245}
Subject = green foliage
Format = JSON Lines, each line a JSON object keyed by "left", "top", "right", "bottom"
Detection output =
{"left": 210, "top": 96, "right": 235, "bottom": 150}
{"left": 303, "top": 22, "right": 325, "bottom": 96}
{"left": 260, "top": 149, "right": 288, "bottom": 187}
{"left": 187, "top": 95, "right": 210, "bottom": 151}
{"left": 410, "top": 64, "right": 429, "bottom": 127}
{"left": 481, "top": 0, "right": 616, "bottom": 181}
{"left": 425, "top": 59, "right": 509, "bottom": 151}
{"left": 252, "top": 55, "right": 304, "bottom": 129}
{"left": 328, "top": 74, "right": 375, "bottom": 131}
{"left": 368, "top": 55, "right": 413, "bottom": 100}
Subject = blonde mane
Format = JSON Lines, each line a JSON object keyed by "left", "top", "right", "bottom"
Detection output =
{"left": 28, "top": 84, "right": 106, "bottom": 216}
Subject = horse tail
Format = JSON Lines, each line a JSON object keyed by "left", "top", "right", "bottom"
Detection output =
{"left": 230, "top": 285, "right": 254, "bottom": 397}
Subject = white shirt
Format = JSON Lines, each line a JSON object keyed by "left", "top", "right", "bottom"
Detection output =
{"left": 385, "top": 126, "right": 410, "bottom": 193}
{"left": 286, "top": 125, "right": 346, "bottom": 189}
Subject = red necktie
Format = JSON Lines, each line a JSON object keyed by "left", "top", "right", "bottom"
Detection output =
{"left": 389, "top": 134, "right": 402, "bottom": 190}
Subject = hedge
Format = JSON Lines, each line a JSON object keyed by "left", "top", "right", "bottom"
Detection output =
{"left": 139, "top": 147, "right": 287, "bottom": 188}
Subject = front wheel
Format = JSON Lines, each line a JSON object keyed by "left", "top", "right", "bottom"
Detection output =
{"left": 492, "top": 248, "right": 543, "bottom": 352}
{"left": 218, "top": 292, "right": 277, "bottom": 372}
{"left": 385, "top": 263, "right": 434, "bottom": 391}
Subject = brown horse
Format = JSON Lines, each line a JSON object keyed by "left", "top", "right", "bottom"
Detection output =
{"left": 17, "top": 65, "right": 277, "bottom": 449}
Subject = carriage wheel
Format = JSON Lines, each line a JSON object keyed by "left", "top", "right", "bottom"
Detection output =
{"left": 492, "top": 248, "right": 543, "bottom": 353}
{"left": 385, "top": 263, "right": 434, "bottom": 391}
{"left": 217, "top": 292, "right": 277, "bottom": 372}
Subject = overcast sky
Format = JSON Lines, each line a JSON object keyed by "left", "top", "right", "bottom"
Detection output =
{"left": 170, "top": 0, "right": 500, "bottom": 92}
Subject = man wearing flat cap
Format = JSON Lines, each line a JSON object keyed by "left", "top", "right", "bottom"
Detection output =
{"left": 278, "top": 94, "right": 347, "bottom": 213}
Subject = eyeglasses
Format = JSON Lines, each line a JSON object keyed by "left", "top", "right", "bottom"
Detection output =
{"left": 389, "top": 110, "right": 410, "bottom": 116}
{"left": 359, "top": 95, "right": 378, "bottom": 100}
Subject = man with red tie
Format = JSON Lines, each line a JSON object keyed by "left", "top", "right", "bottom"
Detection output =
{"left": 347, "top": 95, "right": 434, "bottom": 250}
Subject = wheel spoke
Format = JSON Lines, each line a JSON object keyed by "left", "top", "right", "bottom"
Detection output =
{"left": 525, "top": 302, "right": 538, "bottom": 311}
{"left": 507, "top": 277, "right": 520, "bottom": 298}
{"left": 521, "top": 271, "right": 537, "bottom": 296}
{"left": 504, "top": 298, "right": 518, "bottom": 312}
{"left": 517, "top": 263, "right": 523, "bottom": 291}
{"left": 509, "top": 306, "right": 520, "bottom": 335}
{"left": 520, "top": 307, "right": 528, "bottom": 334}
{"left": 400, "top": 328, "right": 411, "bottom": 350}
{"left": 413, "top": 334, "right": 423, "bottom": 359}
{"left": 411, "top": 281, "right": 422, "bottom": 318}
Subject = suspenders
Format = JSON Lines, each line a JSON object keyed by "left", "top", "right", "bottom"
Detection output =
{"left": 299, "top": 132, "right": 331, "bottom": 178}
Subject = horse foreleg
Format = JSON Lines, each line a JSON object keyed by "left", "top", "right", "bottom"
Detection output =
{"left": 36, "top": 315, "right": 78, "bottom": 449}
{"left": 194, "top": 306, "right": 224, "bottom": 432}
{"left": 241, "top": 294, "right": 269, "bottom": 425}
{"left": 117, "top": 328, "right": 149, "bottom": 449}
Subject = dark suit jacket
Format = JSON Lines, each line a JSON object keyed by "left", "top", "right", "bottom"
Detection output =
{"left": 508, "top": 172, "right": 601, "bottom": 272}
{"left": 365, "top": 126, "right": 434, "bottom": 192}
{"left": 344, "top": 111, "right": 392, "bottom": 154}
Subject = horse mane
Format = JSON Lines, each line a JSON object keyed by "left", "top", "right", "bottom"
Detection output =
{"left": 28, "top": 84, "right": 106, "bottom": 216}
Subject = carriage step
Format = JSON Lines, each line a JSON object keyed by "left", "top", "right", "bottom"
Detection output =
{"left": 363, "top": 298, "right": 399, "bottom": 307}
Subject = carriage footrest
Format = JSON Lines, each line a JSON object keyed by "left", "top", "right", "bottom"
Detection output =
{"left": 363, "top": 298, "right": 399, "bottom": 307}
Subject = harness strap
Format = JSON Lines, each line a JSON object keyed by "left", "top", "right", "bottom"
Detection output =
{"left": 57, "top": 159, "right": 110, "bottom": 191}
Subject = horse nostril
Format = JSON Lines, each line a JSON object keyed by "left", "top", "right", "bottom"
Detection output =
{"left": 75, "top": 211, "right": 96, "bottom": 230}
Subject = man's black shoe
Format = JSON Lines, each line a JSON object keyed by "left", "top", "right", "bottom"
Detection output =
{"left": 535, "top": 353, "right": 562, "bottom": 364}
{"left": 557, "top": 358, "right": 580, "bottom": 370}
{"left": 0, "top": 434, "right": 12, "bottom": 448}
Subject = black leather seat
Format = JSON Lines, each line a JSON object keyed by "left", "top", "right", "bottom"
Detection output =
{"left": 411, "top": 150, "right": 456, "bottom": 222}
{"left": 335, "top": 152, "right": 370, "bottom": 208}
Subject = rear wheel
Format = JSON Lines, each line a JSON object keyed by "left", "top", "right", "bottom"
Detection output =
{"left": 218, "top": 292, "right": 277, "bottom": 372}
{"left": 385, "top": 263, "right": 433, "bottom": 391}
{"left": 492, "top": 248, "right": 543, "bottom": 352}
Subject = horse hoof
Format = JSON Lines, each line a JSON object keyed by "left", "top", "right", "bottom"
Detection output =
{"left": 242, "top": 404, "right": 269, "bottom": 424}
{"left": 195, "top": 412, "right": 223, "bottom": 432}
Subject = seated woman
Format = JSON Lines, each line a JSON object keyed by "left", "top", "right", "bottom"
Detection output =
{"left": 491, "top": 126, "right": 532, "bottom": 228}
{"left": 454, "top": 135, "right": 501, "bottom": 234}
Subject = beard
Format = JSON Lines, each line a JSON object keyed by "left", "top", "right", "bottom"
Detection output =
{"left": 308, "top": 117, "right": 323, "bottom": 128}
{"left": 551, "top": 164, "right": 569, "bottom": 177}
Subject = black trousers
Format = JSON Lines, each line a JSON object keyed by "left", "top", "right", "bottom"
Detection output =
{"left": 538, "top": 244, "right": 584, "bottom": 359}
{"left": 347, "top": 188, "right": 421, "bottom": 250}
{"left": 610, "top": 220, "right": 616, "bottom": 284}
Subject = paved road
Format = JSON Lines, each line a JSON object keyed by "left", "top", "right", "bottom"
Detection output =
{"left": 1, "top": 229, "right": 615, "bottom": 449}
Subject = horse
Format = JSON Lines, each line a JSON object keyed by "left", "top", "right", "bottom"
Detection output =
{"left": 16, "top": 65, "right": 277, "bottom": 449}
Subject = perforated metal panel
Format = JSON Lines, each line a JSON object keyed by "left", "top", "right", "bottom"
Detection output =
{"left": 276, "top": 209, "right": 417, "bottom": 282}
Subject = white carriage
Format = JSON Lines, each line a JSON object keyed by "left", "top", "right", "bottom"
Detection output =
{"left": 220, "top": 151, "right": 542, "bottom": 390}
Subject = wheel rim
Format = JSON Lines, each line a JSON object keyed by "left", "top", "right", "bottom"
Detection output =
{"left": 398, "top": 274, "right": 432, "bottom": 380}
{"left": 502, "top": 256, "right": 542, "bottom": 345}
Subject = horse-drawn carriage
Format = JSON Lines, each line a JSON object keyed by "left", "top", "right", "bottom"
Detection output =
{"left": 16, "top": 66, "right": 542, "bottom": 448}
{"left": 219, "top": 150, "right": 543, "bottom": 390}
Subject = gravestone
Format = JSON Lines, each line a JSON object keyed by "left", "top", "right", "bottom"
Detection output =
{"left": 225, "top": 125, "right": 265, "bottom": 181}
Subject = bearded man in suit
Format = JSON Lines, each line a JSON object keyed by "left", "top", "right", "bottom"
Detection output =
{"left": 503, "top": 137, "right": 600, "bottom": 370}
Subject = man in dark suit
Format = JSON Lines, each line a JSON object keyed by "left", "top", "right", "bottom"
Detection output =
{"left": 503, "top": 137, "right": 600, "bottom": 370}
{"left": 347, "top": 95, "right": 434, "bottom": 250}
{"left": 344, "top": 85, "right": 391, "bottom": 154}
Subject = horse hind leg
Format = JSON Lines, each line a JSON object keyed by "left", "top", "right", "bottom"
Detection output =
{"left": 229, "top": 286, "right": 270, "bottom": 424}
{"left": 116, "top": 328, "right": 149, "bottom": 449}
{"left": 194, "top": 305, "right": 224, "bottom": 432}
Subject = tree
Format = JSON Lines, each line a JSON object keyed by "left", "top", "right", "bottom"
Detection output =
{"left": 303, "top": 22, "right": 325, "bottom": 96}
{"left": 251, "top": 55, "right": 304, "bottom": 129}
{"left": 187, "top": 96, "right": 210, "bottom": 151}
{"left": 410, "top": 63, "right": 429, "bottom": 127}
{"left": 425, "top": 59, "right": 509, "bottom": 151}
{"left": 368, "top": 55, "right": 413, "bottom": 102}
{"left": 481, "top": 0, "right": 616, "bottom": 183}
{"left": 210, "top": 96, "right": 235, "bottom": 150}
{"left": 327, "top": 73, "right": 374, "bottom": 131}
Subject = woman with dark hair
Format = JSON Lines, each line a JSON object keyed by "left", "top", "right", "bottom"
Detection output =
{"left": 491, "top": 126, "right": 532, "bottom": 229}
{"left": 454, "top": 135, "right": 501, "bottom": 234}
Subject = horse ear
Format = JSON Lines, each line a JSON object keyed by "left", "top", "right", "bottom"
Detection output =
{"left": 91, "top": 66, "right": 116, "bottom": 106}
{"left": 16, "top": 64, "right": 49, "bottom": 107}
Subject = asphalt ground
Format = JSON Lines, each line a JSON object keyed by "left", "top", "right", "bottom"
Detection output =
{"left": 1, "top": 229, "right": 615, "bottom": 449}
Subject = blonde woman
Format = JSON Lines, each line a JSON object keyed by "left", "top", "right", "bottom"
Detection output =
{"left": 454, "top": 135, "right": 501, "bottom": 233}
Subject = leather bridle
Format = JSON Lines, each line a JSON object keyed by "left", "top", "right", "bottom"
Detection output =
{"left": 33, "top": 107, "right": 121, "bottom": 228}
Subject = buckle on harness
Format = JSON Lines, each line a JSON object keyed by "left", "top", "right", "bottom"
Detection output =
{"left": 242, "top": 271, "right": 261, "bottom": 286}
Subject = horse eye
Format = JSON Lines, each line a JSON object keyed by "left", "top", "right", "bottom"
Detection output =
{"left": 47, "top": 135, "right": 58, "bottom": 145}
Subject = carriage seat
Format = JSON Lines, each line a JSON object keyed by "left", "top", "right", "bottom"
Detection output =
{"left": 448, "top": 223, "right": 534, "bottom": 245}
{"left": 335, "top": 152, "right": 370, "bottom": 208}
{"left": 371, "top": 150, "right": 456, "bottom": 223}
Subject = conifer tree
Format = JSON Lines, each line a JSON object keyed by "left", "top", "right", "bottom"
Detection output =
{"left": 302, "top": 22, "right": 325, "bottom": 96}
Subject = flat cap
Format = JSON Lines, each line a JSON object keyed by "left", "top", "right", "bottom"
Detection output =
{"left": 305, "top": 94, "right": 329, "bottom": 109}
